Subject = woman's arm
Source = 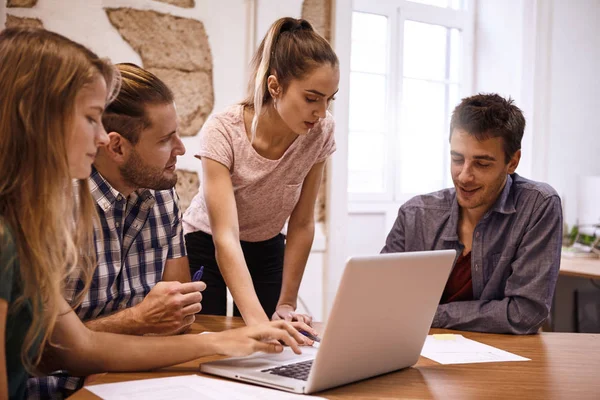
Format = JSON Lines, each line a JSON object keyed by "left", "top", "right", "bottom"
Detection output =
{"left": 40, "top": 297, "right": 307, "bottom": 375}
{"left": 201, "top": 157, "right": 269, "bottom": 325}
{"left": 273, "top": 161, "right": 326, "bottom": 323}
{"left": 0, "top": 300, "right": 8, "bottom": 400}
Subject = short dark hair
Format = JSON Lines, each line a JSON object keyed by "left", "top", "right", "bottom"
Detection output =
{"left": 102, "top": 63, "right": 174, "bottom": 145}
{"left": 449, "top": 93, "right": 525, "bottom": 163}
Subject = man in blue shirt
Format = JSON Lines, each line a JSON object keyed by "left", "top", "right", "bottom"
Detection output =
{"left": 382, "top": 93, "right": 562, "bottom": 334}
{"left": 28, "top": 64, "right": 205, "bottom": 398}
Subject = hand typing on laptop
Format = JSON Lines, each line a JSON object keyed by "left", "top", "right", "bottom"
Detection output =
{"left": 206, "top": 320, "right": 309, "bottom": 357}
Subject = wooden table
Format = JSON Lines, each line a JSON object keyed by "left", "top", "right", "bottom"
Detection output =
{"left": 560, "top": 256, "right": 600, "bottom": 279}
{"left": 71, "top": 316, "right": 600, "bottom": 400}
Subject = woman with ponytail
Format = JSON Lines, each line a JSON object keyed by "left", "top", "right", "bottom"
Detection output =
{"left": 183, "top": 17, "right": 339, "bottom": 328}
{"left": 0, "top": 27, "right": 308, "bottom": 400}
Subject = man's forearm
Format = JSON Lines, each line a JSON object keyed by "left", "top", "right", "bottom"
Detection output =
{"left": 433, "top": 296, "right": 548, "bottom": 334}
{"left": 84, "top": 306, "right": 147, "bottom": 335}
{"left": 278, "top": 223, "right": 314, "bottom": 308}
{"left": 162, "top": 256, "right": 192, "bottom": 283}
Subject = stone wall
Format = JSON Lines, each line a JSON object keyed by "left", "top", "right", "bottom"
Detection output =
{"left": 175, "top": 169, "right": 200, "bottom": 213}
{"left": 301, "top": 0, "right": 332, "bottom": 41}
{"left": 105, "top": 8, "right": 214, "bottom": 138}
{"left": 6, "top": 0, "right": 37, "bottom": 7}
{"left": 153, "top": 0, "right": 195, "bottom": 8}
{"left": 302, "top": 0, "right": 333, "bottom": 224}
{"left": 5, "top": 14, "right": 42, "bottom": 28}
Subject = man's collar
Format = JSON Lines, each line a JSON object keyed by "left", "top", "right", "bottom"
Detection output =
{"left": 441, "top": 197, "right": 461, "bottom": 242}
{"left": 440, "top": 173, "right": 517, "bottom": 242}
{"left": 89, "top": 167, "right": 155, "bottom": 212}
{"left": 489, "top": 173, "right": 517, "bottom": 215}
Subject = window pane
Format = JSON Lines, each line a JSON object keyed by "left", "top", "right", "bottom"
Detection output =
{"left": 446, "top": 83, "right": 460, "bottom": 187}
{"left": 398, "top": 79, "right": 449, "bottom": 194}
{"left": 407, "top": 0, "right": 463, "bottom": 10}
{"left": 351, "top": 12, "right": 387, "bottom": 74}
{"left": 352, "top": 12, "right": 387, "bottom": 43}
{"left": 348, "top": 12, "right": 389, "bottom": 195}
{"left": 448, "top": 83, "right": 460, "bottom": 117}
{"left": 351, "top": 40, "right": 387, "bottom": 74}
{"left": 349, "top": 72, "right": 387, "bottom": 133}
{"left": 348, "top": 132, "right": 387, "bottom": 193}
{"left": 403, "top": 21, "right": 449, "bottom": 81}
{"left": 449, "top": 28, "right": 461, "bottom": 82}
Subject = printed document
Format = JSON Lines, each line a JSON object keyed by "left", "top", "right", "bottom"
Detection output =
{"left": 420, "top": 334, "right": 530, "bottom": 365}
{"left": 87, "top": 374, "right": 325, "bottom": 400}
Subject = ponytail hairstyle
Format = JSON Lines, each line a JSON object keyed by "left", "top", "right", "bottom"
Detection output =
{"left": 242, "top": 17, "right": 338, "bottom": 142}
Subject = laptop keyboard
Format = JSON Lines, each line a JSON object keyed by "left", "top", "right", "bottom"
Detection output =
{"left": 261, "top": 360, "right": 314, "bottom": 381}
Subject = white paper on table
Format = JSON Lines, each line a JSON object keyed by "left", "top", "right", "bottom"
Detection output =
{"left": 87, "top": 374, "right": 325, "bottom": 400}
{"left": 420, "top": 334, "right": 530, "bottom": 365}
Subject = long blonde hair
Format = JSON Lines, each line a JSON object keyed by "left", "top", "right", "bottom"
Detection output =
{"left": 0, "top": 27, "right": 120, "bottom": 373}
{"left": 242, "top": 17, "right": 338, "bottom": 142}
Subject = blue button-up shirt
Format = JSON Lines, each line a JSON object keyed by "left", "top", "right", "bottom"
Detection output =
{"left": 381, "top": 173, "right": 562, "bottom": 334}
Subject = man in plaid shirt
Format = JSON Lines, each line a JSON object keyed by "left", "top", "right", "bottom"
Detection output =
{"left": 27, "top": 64, "right": 205, "bottom": 399}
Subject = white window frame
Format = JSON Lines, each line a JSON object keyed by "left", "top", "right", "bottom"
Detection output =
{"left": 348, "top": 0, "right": 474, "bottom": 207}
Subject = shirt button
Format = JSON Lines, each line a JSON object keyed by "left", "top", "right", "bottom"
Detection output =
{"left": 117, "top": 195, "right": 123, "bottom": 201}
{"left": 475, "top": 264, "right": 479, "bottom": 271}
{"left": 115, "top": 221, "right": 120, "bottom": 228}
{"left": 475, "top": 231, "right": 481, "bottom": 238}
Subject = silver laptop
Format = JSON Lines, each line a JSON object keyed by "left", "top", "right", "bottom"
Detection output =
{"left": 201, "top": 250, "right": 456, "bottom": 394}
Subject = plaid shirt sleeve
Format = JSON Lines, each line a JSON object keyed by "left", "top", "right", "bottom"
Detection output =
{"left": 27, "top": 374, "right": 83, "bottom": 400}
{"left": 168, "top": 188, "right": 186, "bottom": 259}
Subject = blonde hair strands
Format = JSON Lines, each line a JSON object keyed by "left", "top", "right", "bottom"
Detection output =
{"left": 0, "top": 27, "right": 120, "bottom": 374}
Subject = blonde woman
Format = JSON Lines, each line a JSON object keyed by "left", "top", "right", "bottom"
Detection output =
{"left": 183, "top": 17, "right": 339, "bottom": 327}
{"left": 0, "top": 28, "right": 306, "bottom": 400}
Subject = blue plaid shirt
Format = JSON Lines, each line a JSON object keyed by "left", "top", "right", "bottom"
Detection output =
{"left": 27, "top": 169, "right": 187, "bottom": 399}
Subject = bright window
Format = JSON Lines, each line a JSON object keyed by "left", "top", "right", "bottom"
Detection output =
{"left": 408, "top": 0, "right": 464, "bottom": 10}
{"left": 348, "top": 0, "right": 473, "bottom": 202}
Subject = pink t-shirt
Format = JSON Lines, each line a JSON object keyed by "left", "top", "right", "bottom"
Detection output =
{"left": 183, "top": 104, "right": 336, "bottom": 242}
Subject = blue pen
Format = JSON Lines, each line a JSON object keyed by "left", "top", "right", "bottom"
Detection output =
{"left": 193, "top": 266, "right": 204, "bottom": 281}
{"left": 299, "top": 330, "right": 321, "bottom": 343}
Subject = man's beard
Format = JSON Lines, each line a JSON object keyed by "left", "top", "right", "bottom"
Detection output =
{"left": 119, "top": 149, "right": 177, "bottom": 191}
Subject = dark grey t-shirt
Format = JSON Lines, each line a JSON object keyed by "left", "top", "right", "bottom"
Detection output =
{"left": 1, "top": 219, "right": 36, "bottom": 400}
{"left": 382, "top": 173, "right": 563, "bottom": 334}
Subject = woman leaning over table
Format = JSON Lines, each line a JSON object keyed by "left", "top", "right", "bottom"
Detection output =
{"left": 0, "top": 27, "right": 309, "bottom": 400}
{"left": 182, "top": 17, "right": 339, "bottom": 327}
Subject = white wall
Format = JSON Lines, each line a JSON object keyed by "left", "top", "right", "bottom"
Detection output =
{"left": 473, "top": 0, "right": 535, "bottom": 177}
{"left": 474, "top": 0, "right": 600, "bottom": 227}
{"left": 545, "top": 0, "right": 600, "bottom": 226}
